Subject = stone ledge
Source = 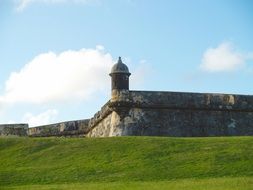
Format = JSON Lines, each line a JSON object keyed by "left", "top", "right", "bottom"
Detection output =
{"left": 108, "top": 91, "right": 253, "bottom": 112}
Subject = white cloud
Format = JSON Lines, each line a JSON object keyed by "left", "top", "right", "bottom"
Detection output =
{"left": 200, "top": 42, "right": 245, "bottom": 72}
{"left": 22, "top": 109, "right": 58, "bottom": 127}
{"left": 0, "top": 46, "right": 113, "bottom": 105}
{"left": 15, "top": 0, "right": 97, "bottom": 11}
{"left": 0, "top": 46, "right": 150, "bottom": 109}
{"left": 0, "top": 46, "right": 150, "bottom": 127}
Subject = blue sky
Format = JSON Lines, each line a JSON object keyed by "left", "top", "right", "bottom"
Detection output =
{"left": 0, "top": 0, "right": 253, "bottom": 126}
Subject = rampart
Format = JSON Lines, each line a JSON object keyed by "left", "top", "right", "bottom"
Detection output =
{"left": 1, "top": 91, "right": 253, "bottom": 138}
{"left": 28, "top": 119, "right": 90, "bottom": 137}
{"left": 87, "top": 90, "right": 253, "bottom": 137}
{"left": 0, "top": 124, "right": 28, "bottom": 136}
{"left": 27, "top": 101, "right": 112, "bottom": 137}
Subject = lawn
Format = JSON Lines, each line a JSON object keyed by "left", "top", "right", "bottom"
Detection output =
{"left": 0, "top": 136, "right": 252, "bottom": 189}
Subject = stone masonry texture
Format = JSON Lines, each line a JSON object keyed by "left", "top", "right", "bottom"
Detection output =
{"left": 87, "top": 90, "right": 253, "bottom": 137}
{"left": 2, "top": 90, "right": 253, "bottom": 137}
{"left": 3, "top": 90, "right": 253, "bottom": 137}
{"left": 0, "top": 124, "right": 28, "bottom": 136}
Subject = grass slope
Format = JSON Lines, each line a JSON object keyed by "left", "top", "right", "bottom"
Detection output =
{"left": 0, "top": 136, "right": 252, "bottom": 189}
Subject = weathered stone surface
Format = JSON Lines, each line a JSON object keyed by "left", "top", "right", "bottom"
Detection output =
{"left": 127, "top": 91, "right": 253, "bottom": 111}
{"left": 4, "top": 90, "right": 253, "bottom": 138}
{"left": 87, "top": 90, "right": 253, "bottom": 137}
{"left": 28, "top": 119, "right": 90, "bottom": 137}
{"left": 87, "top": 113, "right": 112, "bottom": 137}
{"left": 0, "top": 124, "right": 28, "bottom": 136}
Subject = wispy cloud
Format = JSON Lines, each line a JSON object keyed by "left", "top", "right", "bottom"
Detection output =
{"left": 199, "top": 42, "right": 249, "bottom": 72}
{"left": 14, "top": 0, "right": 98, "bottom": 12}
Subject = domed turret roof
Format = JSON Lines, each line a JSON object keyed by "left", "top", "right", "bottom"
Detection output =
{"left": 110, "top": 57, "right": 131, "bottom": 76}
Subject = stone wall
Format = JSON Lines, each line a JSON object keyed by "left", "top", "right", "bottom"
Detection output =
{"left": 127, "top": 91, "right": 253, "bottom": 111}
{"left": 86, "top": 101, "right": 114, "bottom": 137}
{"left": 87, "top": 113, "right": 113, "bottom": 137}
{"left": 2, "top": 90, "right": 253, "bottom": 138}
{"left": 0, "top": 124, "right": 28, "bottom": 136}
{"left": 87, "top": 90, "right": 253, "bottom": 137}
{"left": 28, "top": 119, "right": 90, "bottom": 137}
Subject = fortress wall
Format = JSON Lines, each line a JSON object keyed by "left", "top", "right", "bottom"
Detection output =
{"left": 128, "top": 91, "right": 253, "bottom": 111}
{"left": 2, "top": 90, "right": 252, "bottom": 138}
{"left": 111, "top": 108, "right": 253, "bottom": 137}
{"left": 28, "top": 119, "right": 90, "bottom": 137}
{"left": 0, "top": 124, "right": 28, "bottom": 136}
{"left": 87, "top": 113, "right": 113, "bottom": 137}
{"left": 28, "top": 100, "right": 113, "bottom": 137}
{"left": 89, "top": 90, "right": 253, "bottom": 137}
{"left": 86, "top": 101, "right": 114, "bottom": 137}
{"left": 126, "top": 91, "right": 253, "bottom": 136}
{"left": 26, "top": 101, "right": 112, "bottom": 137}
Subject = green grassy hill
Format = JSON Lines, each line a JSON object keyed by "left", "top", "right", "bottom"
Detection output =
{"left": 0, "top": 136, "right": 252, "bottom": 190}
